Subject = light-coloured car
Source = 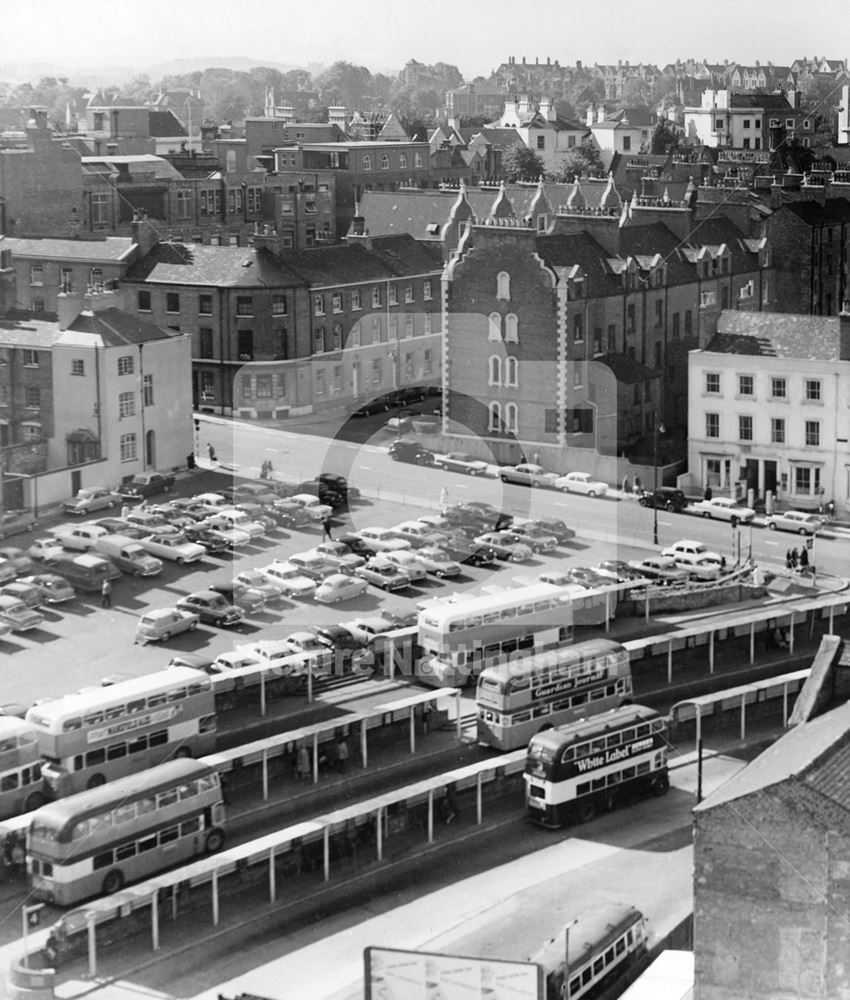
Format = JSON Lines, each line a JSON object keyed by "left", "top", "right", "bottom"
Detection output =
{"left": 314, "top": 573, "right": 370, "bottom": 604}
{"left": 27, "top": 537, "right": 66, "bottom": 562}
{"left": 0, "top": 594, "right": 44, "bottom": 631}
{"left": 62, "top": 487, "right": 120, "bottom": 516}
{"left": 257, "top": 561, "right": 317, "bottom": 599}
{"left": 357, "top": 527, "right": 412, "bottom": 553}
{"left": 342, "top": 615, "right": 402, "bottom": 646}
{"left": 436, "top": 452, "right": 489, "bottom": 476}
{"left": 627, "top": 556, "right": 690, "bottom": 584}
{"left": 691, "top": 497, "right": 756, "bottom": 525}
{"left": 191, "top": 492, "right": 230, "bottom": 509}
{"left": 0, "top": 547, "right": 35, "bottom": 576}
{"left": 765, "top": 510, "right": 823, "bottom": 535}
{"left": 0, "top": 581, "right": 44, "bottom": 609}
{"left": 473, "top": 532, "right": 534, "bottom": 562}
{"left": 314, "top": 541, "right": 366, "bottom": 569}
{"left": 134, "top": 607, "right": 199, "bottom": 644}
{"left": 0, "top": 559, "right": 17, "bottom": 585}
{"left": 390, "top": 521, "right": 449, "bottom": 549}
{"left": 355, "top": 557, "right": 413, "bottom": 591}
{"left": 0, "top": 509, "right": 38, "bottom": 538}
{"left": 136, "top": 533, "right": 206, "bottom": 564}
{"left": 680, "top": 557, "right": 722, "bottom": 581}
{"left": 415, "top": 546, "right": 463, "bottom": 578}
{"left": 553, "top": 472, "right": 609, "bottom": 497}
{"left": 288, "top": 552, "right": 346, "bottom": 581}
{"left": 123, "top": 511, "right": 182, "bottom": 538}
{"left": 234, "top": 569, "right": 286, "bottom": 603}
{"left": 383, "top": 549, "right": 429, "bottom": 581}
{"left": 289, "top": 494, "right": 333, "bottom": 520}
{"left": 204, "top": 508, "right": 266, "bottom": 540}
{"left": 499, "top": 463, "right": 558, "bottom": 488}
{"left": 661, "top": 540, "right": 722, "bottom": 564}
{"left": 198, "top": 522, "right": 252, "bottom": 549}
{"left": 50, "top": 523, "right": 110, "bottom": 552}
{"left": 19, "top": 573, "right": 75, "bottom": 604}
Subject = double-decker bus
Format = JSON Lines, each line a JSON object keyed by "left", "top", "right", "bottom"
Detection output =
{"left": 524, "top": 705, "right": 669, "bottom": 827}
{"left": 417, "top": 583, "right": 615, "bottom": 688}
{"left": 0, "top": 717, "right": 45, "bottom": 819}
{"left": 476, "top": 638, "right": 633, "bottom": 750}
{"left": 25, "top": 668, "right": 216, "bottom": 798}
{"left": 530, "top": 903, "right": 649, "bottom": 1000}
{"left": 27, "top": 758, "right": 226, "bottom": 905}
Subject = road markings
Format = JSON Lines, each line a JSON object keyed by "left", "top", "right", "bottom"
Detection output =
{"left": 763, "top": 540, "right": 779, "bottom": 546}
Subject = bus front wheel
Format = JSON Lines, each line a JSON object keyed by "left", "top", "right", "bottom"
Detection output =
{"left": 578, "top": 800, "right": 596, "bottom": 824}
{"left": 87, "top": 773, "right": 106, "bottom": 790}
{"left": 102, "top": 869, "right": 125, "bottom": 895}
{"left": 205, "top": 828, "right": 225, "bottom": 853}
{"left": 652, "top": 774, "right": 670, "bottom": 796}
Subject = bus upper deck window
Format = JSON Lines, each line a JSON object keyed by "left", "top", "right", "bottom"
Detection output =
{"left": 147, "top": 693, "right": 167, "bottom": 708}
{"left": 82, "top": 712, "right": 104, "bottom": 726}
{"left": 127, "top": 699, "right": 145, "bottom": 714}
{"left": 167, "top": 688, "right": 187, "bottom": 702}
{"left": 178, "top": 783, "right": 197, "bottom": 800}
{"left": 104, "top": 706, "right": 122, "bottom": 721}
{"left": 138, "top": 796, "right": 156, "bottom": 814}
{"left": 500, "top": 607, "right": 516, "bottom": 619}
{"left": 157, "top": 789, "right": 178, "bottom": 808}
{"left": 187, "top": 682, "right": 207, "bottom": 695}
{"left": 115, "top": 803, "right": 137, "bottom": 825}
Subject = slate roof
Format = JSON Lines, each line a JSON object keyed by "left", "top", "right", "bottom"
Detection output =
{"left": 63, "top": 308, "right": 180, "bottom": 347}
{"left": 125, "top": 244, "right": 307, "bottom": 288}
{"left": 81, "top": 154, "right": 183, "bottom": 180}
{"left": 286, "top": 235, "right": 442, "bottom": 286}
{"left": 729, "top": 94, "right": 794, "bottom": 110}
{"left": 0, "top": 311, "right": 64, "bottom": 348}
{"left": 535, "top": 232, "right": 623, "bottom": 296}
{"left": 782, "top": 198, "right": 850, "bottom": 226}
{"left": 147, "top": 110, "right": 185, "bottom": 138}
{"left": 707, "top": 311, "right": 846, "bottom": 361}
{"left": 695, "top": 700, "right": 850, "bottom": 813}
{"left": 5, "top": 236, "right": 135, "bottom": 262}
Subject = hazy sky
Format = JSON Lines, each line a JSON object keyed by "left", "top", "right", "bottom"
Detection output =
{"left": 2, "top": 0, "right": 847, "bottom": 79}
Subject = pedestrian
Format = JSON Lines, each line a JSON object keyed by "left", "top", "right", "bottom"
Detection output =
{"left": 336, "top": 737, "right": 349, "bottom": 773}
{"left": 785, "top": 549, "right": 793, "bottom": 570}
{"left": 720, "top": 555, "right": 727, "bottom": 572}
{"left": 266, "top": 460, "right": 274, "bottom": 480}
{"left": 704, "top": 484, "right": 713, "bottom": 501}
{"left": 827, "top": 500, "right": 835, "bottom": 519}
{"left": 799, "top": 546, "right": 809, "bottom": 569}
{"left": 259, "top": 460, "right": 267, "bottom": 480}
{"left": 322, "top": 515, "right": 333, "bottom": 540}
{"left": 622, "top": 474, "right": 630, "bottom": 496}
{"left": 633, "top": 474, "right": 641, "bottom": 495}
{"left": 101, "top": 577, "right": 112, "bottom": 608}
{"left": 296, "top": 746, "right": 310, "bottom": 781}
{"left": 440, "top": 486, "right": 449, "bottom": 510}
{"left": 207, "top": 442, "right": 217, "bottom": 464}
{"left": 791, "top": 547, "right": 799, "bottom": 570}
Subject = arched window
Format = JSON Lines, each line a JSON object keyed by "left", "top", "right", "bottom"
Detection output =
{"left": 363, "top": 154, "right": 372, "bottom": 170}
{"left": 488, "top": 312, "right": 502, "bottom": 342}
{"left": 505, "top": 314, "right": 519, "bottom": 343}
{"left": 381, "top": 153, "right": 389, "bottom": 170}
{"left": 505, "top": 356, "right": 518, "bottom": 387}
{"left": 497, "top": 271, "right": 511, "bottom": 301}
{"left": 488, "top": 401, "right": 502, "bottom": 432}
{"left": 399, "top": 153, "right": 408, "bottom": 168}
{"left": 505, "top": 402, "right": 519, "bottom": 434}
{"left": 488, "top": 355, "right": 502, "bottom": 386}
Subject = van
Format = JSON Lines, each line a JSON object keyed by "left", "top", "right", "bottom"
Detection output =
{"left": 94, "top": 534, "right": 163, "bottom": 577}
{"left": 47, "top": 552, "right": 122, "bottom": 591}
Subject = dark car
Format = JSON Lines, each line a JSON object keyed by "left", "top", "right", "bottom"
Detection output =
{"left": 181, "top": 525, "right": 230, "bottom": 554}
{"left": 175, "top": 590, "right": 245, "bottom": 627}
{"left": 296, "top": 480, "right": 347, "bottom": 509}
{"left": 316, "top": 473, "right": 361, "bottom": 503}
{"left": 522, "top": 518, "right": 576, "bottom": 544}
{"left": 388, "top": 440, "right": 435, "bottom": 465}
{"left": 118, "top": 472, "right": 176, "bottom": 501}
{"left": 444, "top": 503, "right": 512, "bottom": 532}
{"left": 309, "top": 623, "right": 369, "bottom": 651}
{"left": 638, "top": 486, "right": 687, "bottom": 512}
{"left": 336, "top": 534, "right": 382, "bottom": 559}
{"left": 352, "top": 397, "right": 391, "bottom": 417}
{"left": 440, "top": 538, "right": 499, "bottom": 567}
{"left": 208, "top": 581, "right": 267, "bottom": 614}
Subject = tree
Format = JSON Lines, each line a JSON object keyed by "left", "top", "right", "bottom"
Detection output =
{"left": 650, "top": 119, "right": 680, "bottom": 154}
{"left": 547, "top": 145, "right": 602, "bottom": 181}
{"left": 432, "top": 62, "right": 463, "bottom": 90}
{"left": 501, "top": 142, "right": 545, "bottom": 181}
{"left": 315, "top": 61, "right": 372, "bottom": 107}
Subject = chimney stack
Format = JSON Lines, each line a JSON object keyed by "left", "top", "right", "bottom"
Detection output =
{"left": 130, "top": 212, "right": 159, "bottom": 259}
{"left": 57, "top": 291, "right": 83, "bottom": 331}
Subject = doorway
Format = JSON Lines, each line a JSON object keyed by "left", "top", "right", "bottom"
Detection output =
{"left": 70, "top": 469, "right": 81, "bottom": 496}
{"left": 145, "top": 430, "right": 156, "bottom": 469}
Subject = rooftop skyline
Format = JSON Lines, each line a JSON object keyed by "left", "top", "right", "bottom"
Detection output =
{"left": 2, "top": 0, "right": 846, "bottom": 83}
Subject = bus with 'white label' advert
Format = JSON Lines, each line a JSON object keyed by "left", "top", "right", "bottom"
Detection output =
{"left": 524, "top": 705, "right": 669, "bottom": 827}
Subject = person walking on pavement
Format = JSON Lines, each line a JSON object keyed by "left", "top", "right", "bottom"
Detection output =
{"left": 704, "top": 484, "right": 713, "bottom": 501}
{"left": 785, "top": 549, "right": 793, "bottom": 571}
{"left": 296, "top": 746, "right": 310, "bottom": 781}
{"left": 101, "top": 577, "right": 112, "bottom": 608}
{"left": 799, "top": 545, "right": 809, "bottom": 571}
{"left": 790, "top": 547, "right": 799, "bottom": 571}
{"left": 622, "top": 474, "right": 630, "bottom": 496}
{"left": 633, "top": 474, "right": 641, "bottom": 495}
{"left": 207, "top": 442, "right": 217, "bottom": 464}
{"left": 322, "top": 515, "right": 333, "bottom": 540}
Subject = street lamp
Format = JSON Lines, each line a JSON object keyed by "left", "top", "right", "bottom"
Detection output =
{"left": 653, "top": 421, "right": 666, "bottom": 546}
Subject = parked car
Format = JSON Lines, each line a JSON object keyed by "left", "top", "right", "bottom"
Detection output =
{"left": 540, "top": 567, "right": 612, "bottom": 589}
{"left": 439, "top": 538, "right": 500, "bottom": 567}
{"left": 388, "top": 440, "right": 435, "bottom": 465}
{"left": 191, "top": 492, "right": 231, "bottom": 510}
{"left": 627, "top": 556, "right": 690, "bottom": 584}
{"left": 204, "top": 508, "right": 266, "bottom": 540}
{"left": 0, "top": 594, "right": 43, "bottom": 631}
{"left": 196, "top": 521, "right": 252, "bottom": 550}
{"left": 181, "top": 524, "right": 230, "bottom": 554}
{"left": 0, "top": 581, "right": 44, "bottom": 610}
{"left": 45, "top": 552, "right": 120, "bottom": 591}
{"left": 19, "top": 573, "right": 75, "bottom": 604}
{"left": 342, "top": 615, "right": 403, "bottom": 645}
{"left": 145, "top": 506, "right": 197, "bottom": 531}
{"left": 234, "top": 569, "right": 286, "bottom": 603}
{"left": 499, "top": 463, "right": 558, "bottom": 488}
{"left": 0, "top": 559, "right": 17, "bottom": 585}
{"left": 315, "top": 473, "right": 361, "bottom": 503}
{"left": 289, "top": 493, "right": 333, "bottom": 520}
{"left": 164, "top": 498, "right": 212, "bottom": 522}
{"left": 356, "top": 527, "right": 412, "bottom": 553}
{"left": 0, "top": 546, "right": 36, "bottom": 576}
{"left": 90, "top": 517, "right": 146, "bottom": 538}
{"left": 436, "top": 452, "right": 489, "bottom": 476}
{"left": 597, "top": 559, "right": 646, "bottom": 582}
{"left": 472, "top": 532, "right": 534, "bottom": 562}
{"left": 175, "top": 590, "right": 245, "bottom": 627}
{"left": 553, "top": 472, "right": 608, "bottom": 497}
{"left": 514, "top": 518, "right": 576, "bottom": 545}
{"left": 313, "top": 540, "right": 366, "bottom": 569}
{"left": 691, "top": 497, "right": 756, "bottom": 525}
{"left": 355, "top": 557, "right": 413, "bottom": 591}
{"left": 61, "top": 487, "right": 120, "bottom": 515}
{"left": 50, "top": 523, "right": 110, "bottom": 552}
{"left": 231, "top": 502, "right": 277, "bottom": 534}
{"left": 335, "top": 534, "right": 380, "bottom": 559}
{"left": 661, "top": 539, "right": 722, "bottom": 564}
{"left": 118, "top": 472, "right": 176, "bottom": 501}
{"left": 383, "top": 549, "right": 429, "bottom": 581}
{"left": 136, "top": 533, "right": 206, "bottom": 564}
{"left": 314, "top": 573, "right": 370, "bottom": 604}
{"left": 94, "top": 535, "right": 164, "bottom": 577}
{"left": 390, "top": 521, "right": 448, "bottom": 549}
{"left": 415, "top": 546, "right": 462, "bottom": 578}
{"left": 257, "top": 561, "right": 317, "bottom": 599}
{"left": 506, "top": 524, "right": 559, "bottom": 553}
{"left": 353, "top": 397, "right": 391, "bottom": 417}
{"left": 638, "top": 487, "right": 687, "bottom": 512}
{"left": 765, "top": 510, "right": 823, "bottom": 535}
{"left": 134, "top": 607, "right": 199, "bottom": 644}
{"left": 0, "top": 509, "right": 39, "bottom": 538}
{"left": 27, "top": 537, "right": 65, "bottom": 562}
{"left": 288, "top": 551, "right": 349, "bottom": 581}
{"left": 219, "top": 482, "right": 279, "bottom": 506}
{"left": 207, "top": 581, "right": 267, "bottom": 615}
{"left": 123, "top": 511, "right": 182, "bottom": 538}
{"left": 269, "top": 499, "right": 315, "bottom": 527}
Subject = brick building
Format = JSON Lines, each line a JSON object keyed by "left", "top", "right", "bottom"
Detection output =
{"left": 693, "top": 700, "right": 850, "bottom": 1000}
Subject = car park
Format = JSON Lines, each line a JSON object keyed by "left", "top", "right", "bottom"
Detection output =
{"left": 204, "top": 508, "right": 266, "bottom": 540}
{"left": 436, "top": 452, "right": 489, "bottom": 476}
{"left": 0, "top": 546, "right": 36, "bottom": 576}
{"left": 439, "top": 538, "right": 499, "bottom": 567}
{"left": 627, "top": 556, "right": 690, "bottom": 584}
{"left": 0, "top": 558, "right": 17, "bottom": 585}
{"left": 50, "top": 523, "right": 110, "bottom": 552}
{"left": 289, "top": 551, "right": 348, "bottom": 581}
{"left": 415, "top": 546, "right": 462, "bottom": 578}
{"left": 62, "top": 487, "right": 120, "bottom": 515}
{"left": 207, "top": 581, "right": 267, "bottom": 614}
{"left": 180, "top": 525, "right": 230, "bottom": 554}
{"left": 0, "top": 594, "right": 44, "bottom": 631}
{"left": 390, "top": 521, "right": 448, "bottom": 549}
{"left": 553, "top": 471, "right": 609, "bottom": 497}
{"left": 27, "top": 537, "right": 65, "bottom": 562}
{"left": 123, "top": 511, "right": 182, "bottom": 538}
{"left": 19, "top": 573, "right": 75, "bottom": 604}
{"left": 0, "top": 509, "right": 39, "bottom": 538}
{"left": 313, "top": 540, "right": 366, "bottom": 569}
{"left": 638, "top": 487, "right": 687, "bottom": 512}
{"left": 515, "top": 518, "right": 576, "bottom": 544}
{"left": 383, "top": 549, "right": 429, "bottom": 581}
{"left": 234, "top": 569, "right": 286, "bottom": 603}
{"left": 0, "top": 581, "right": 44, "bottom": 610}
{"left": 137, "top": 533, "right": 206, "bottom": 564}
{"left": 507, "top": 525, "right": 559, "bottom": 552}
{"left": 314, "top": 573, "right": 370, "bottom": 604}
{"left": 289, "top": 493, "right": 333, "bottom": 520}
{"left": 388, "top": 440, "right": 436, "bottom": 465}
{"left": 499, "top": 463, "right": 558, "bottom": 488}
{"left": 94, "top": 535, "right": 164, "bottom": 577}
{"left": 175, "top": 590, "right": 245, "bottom": 627}
{"left": 357, "top": 527, "right": 412, "bottom": 553}
{"left": 45, "top": 552, "right": 120, "bottom": 590}
{"left": 257, "top": 561, "right": 317, "bottom": 599}
{"left": 691, "top": 497, "right": 756, "bottom": 525}
{"left": 134, "top": 607, "right": 199, "bottom": 644}
{"left": 765, "top": 510, "right": 823, "bottom": 535}
{"left": 472, "top": 532, "right": 533, "bottom": 562}
{"left": 118, "top": 472, "right": 176, "bottom": 501}
{"left": 355, "top": 557, "right": 413, "bottom": 591}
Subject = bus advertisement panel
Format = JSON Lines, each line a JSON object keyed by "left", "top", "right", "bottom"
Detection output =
{"left": 476, "top": 639, "right": 633, "bottom": 750}
{"left": 524, "top": 705, "right": 668, "bottom": 827}
{"left": 25, "top": 668, "right": 216, "bottom": 798}
{"left": 27, "top": 758, "right": 226, "bottom": 905}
